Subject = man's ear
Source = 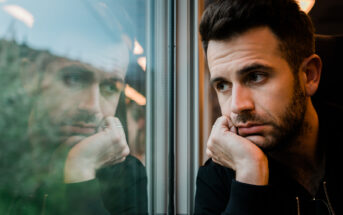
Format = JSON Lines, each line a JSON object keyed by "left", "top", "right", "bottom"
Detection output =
{"left": 299, "top": 54, "right": 322, "bottom": 96}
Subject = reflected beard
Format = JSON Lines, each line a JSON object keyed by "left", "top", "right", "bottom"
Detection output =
{"left": 262, "top": 76, "right": 307, "bottom": 152}
{"left": 56, "top": 113, "right": 101, "bottom": 143}
{"left": 29, "top": 107, "right": 101, "bottom": 148}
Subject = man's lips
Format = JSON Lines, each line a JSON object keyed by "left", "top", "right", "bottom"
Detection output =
{"left": 61, "top": 123, "right": 97, "bottom": 135}
{"left": 236, "top": 123, "right": 266, "bottom": 136}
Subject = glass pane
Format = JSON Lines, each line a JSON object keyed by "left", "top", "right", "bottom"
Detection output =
{"left": 0, "top": 0, "right": 147, "bottom": 214}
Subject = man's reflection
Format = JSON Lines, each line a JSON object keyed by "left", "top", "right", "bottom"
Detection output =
{"left": 0, "top": 35, "right": 147, "bottom": 214}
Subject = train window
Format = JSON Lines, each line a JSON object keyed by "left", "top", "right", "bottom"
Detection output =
{"left": 0, "top": 0, "right": 150, "bottom": 214}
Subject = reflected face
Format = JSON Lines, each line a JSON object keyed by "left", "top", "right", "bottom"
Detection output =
{"left": 30, "top": 41, "right": 129, "bottom": 144}
{"left": 207, "top": 27, "right": 307, "bottom": 151}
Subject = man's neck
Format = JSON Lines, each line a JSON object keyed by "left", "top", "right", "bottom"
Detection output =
{"left": 269, "top": 102, "right": 325, "bottom": 196}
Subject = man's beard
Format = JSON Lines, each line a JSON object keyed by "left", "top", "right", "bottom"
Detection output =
{"left": 265, "top": 76, "right": 307, "bottom": 152}
{"left": 29, "top": 105, "right": 101, "bottom": 149}
{"left": 233, "top": 75, "right": 307, "bottom": 152}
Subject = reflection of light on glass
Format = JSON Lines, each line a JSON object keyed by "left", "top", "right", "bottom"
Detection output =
{"left": 133, "top": 39, "right": 144, "bottom": 55}
{"left": 125, "top": 84, "right": 146, "bottom": 106}
{"left": 0, "top": 0, "right": 7, "bottom": 3}
{"left": 3, "top": 5, "right": 34, "bottom": 28}
{"left": 137, "top": 57, "right": 146, "bottom": 71}
{"left": 296, "top": 0, "right": 315, "bottom": 13}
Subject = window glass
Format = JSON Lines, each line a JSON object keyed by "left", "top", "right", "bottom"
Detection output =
{"left": 0, "top": 0, "right": 147, "bottom": 214}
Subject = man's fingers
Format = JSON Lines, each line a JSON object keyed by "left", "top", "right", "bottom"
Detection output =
{"left": 212, "top": 116, "right": 228, "bottom": 129}
{"left": 229, "top": 124, "right": 237, "bottom": 133}
{"left": 105, "top": 116, "right": 130, "bottom": 159}
{"left": 212, "top": 157, "right": 221, "bottom": 165}
{"left": 105, "top": 116, "right": 123, "bottom": 129}
{"left": 206, "top": 148, "right": 212, "bottom": 158}
{"left": 207, "top": 147, "right": 220, "bottom": 164}
{"left": 103, "top": 153, "right": 128, "bottom": 166}
{"left": 104, "top": 116, "right": 126, "bottom": 137}
{"left": 223, "top": 115, "right": 237, "bottom": 134}
{"left": 212, "top": 115, "right": 237, "bottom": 134}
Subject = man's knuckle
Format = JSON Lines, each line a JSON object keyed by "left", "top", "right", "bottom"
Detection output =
{"left": 207, "top": 141, "right": 214, "bottom": 151}
{"left": 206, "top": 149, "right": 212, "bottom": 157}
{"left": 111, "top": 134, "right": 122, "bottom": 143}
{"left": 123, "top": 147, "right": 130, "bottom": 157}
{"left": 211, "top": 135, "right": 220, "bottom": 144}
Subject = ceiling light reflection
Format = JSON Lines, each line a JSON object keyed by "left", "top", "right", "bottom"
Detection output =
{"left": 133, "top": 39, "right": 144, "bottom": 55}
{"left": 3, "top": 5, "right": 34, "bottom": 28}
{"left": 125, "top": 84, "right": 146, "bottom": 106}
{"left": 297, "top": 0, "right": 315, "bottom": 13}
{"left": 137, "top": 56, "right": 146, "bottom": 71}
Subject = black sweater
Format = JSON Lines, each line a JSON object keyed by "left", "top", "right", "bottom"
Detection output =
{"left": 195, "top": 103, "right": 343, "bottom": 215}
{"left": 0, "top": 155, "right": 147, "bottom": 215}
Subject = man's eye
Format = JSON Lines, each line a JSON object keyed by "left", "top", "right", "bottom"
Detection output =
{"left": 215, "top": 82, "right": 230, "bottom": 92}
{"left": 246, "top": 72, "right": 266, "bottom": 83}
{"left": 100, "top": 82, "right": 122, "bottom": 96}
{"left": 63, "top": 74, "right": 84, "bottom": 87}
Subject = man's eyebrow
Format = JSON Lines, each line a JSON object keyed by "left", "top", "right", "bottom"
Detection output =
{"left": 237, "top": 64, "right": 274, "bottom": 77}
{"left": 104, "top": 77, "right": 125, "bottom": 84}
{"left": 59, "top": 65, "right": 94, "bottom": 77}
{"left": 210, "top": 64, "right": 274, "bottom": 85}
{"left": 210, "top": 77, "right": 227, "bottom": 86}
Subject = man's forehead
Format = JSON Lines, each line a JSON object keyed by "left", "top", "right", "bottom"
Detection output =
{"left": 207, "top": 27, "right": 282, "bottom": 73}
{"left": 43, "top": 39, "right": 130, "bottom": 80}
{"left": 101, "top": 41, "right": 130, "bottom": 77}
{"left": 49, "top": 59, "right": 126, "bottom": 81}
{"left": 209, "top": 27, "right": 279, "bottom": 50}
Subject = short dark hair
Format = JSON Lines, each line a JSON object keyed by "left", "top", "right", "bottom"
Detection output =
{"left": 200, "top": 0, "right": 315, "bottom": 72}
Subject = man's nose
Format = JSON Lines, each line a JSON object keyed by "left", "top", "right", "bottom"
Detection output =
{"left": 78, "top": 84, "right": 102, "bottom": 114}
{"left": 230, "top": 84, "right": 254, "bottom": 114}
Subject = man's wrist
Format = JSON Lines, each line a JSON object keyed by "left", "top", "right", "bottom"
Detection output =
{"left": 235, "top": 155, "right": 269, "bottom": 185}
{"left": 64, "top": 157, "right": 96, "bottom": 183}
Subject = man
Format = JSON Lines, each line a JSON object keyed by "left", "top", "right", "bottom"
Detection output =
{"left": 0, "top": 33, "right": 147, "bottom": 214}
{"left": 195, "top": 0, "right": 342, "bottom": 214}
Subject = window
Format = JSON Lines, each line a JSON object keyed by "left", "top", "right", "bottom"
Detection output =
{"left": 0, "top": 0, "right": 201, "bottom": 214}
{"left": 0, "top": 1, "right": 149, "bottom": 214}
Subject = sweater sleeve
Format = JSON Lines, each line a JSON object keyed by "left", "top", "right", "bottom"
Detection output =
{"left": 97, "top": 155, "right": 148, "bottom": 215}
{"left": 195, "top": 159, "right": 270, "bottom": 215}
{"left": 65, "top": 179, "right": 110, "bottom": 215}
{"left": 45, "top": 156, "right": 147, "bottom": 215}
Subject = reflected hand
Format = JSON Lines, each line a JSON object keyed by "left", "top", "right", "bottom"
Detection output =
{"left": 206, "top": 116, "right": 269, "bottom": 185}
{"left": 64, "top": 116, "right": 130, "bottom": 183}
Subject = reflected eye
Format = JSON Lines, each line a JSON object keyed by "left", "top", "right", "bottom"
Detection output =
{"left": 62, "top": 73, "right": 85, "bottom": 87}
{"left": 59, "top": 67, "right": 93, "bottom": 88}
{"left": 100, "top": 81, "right": 123, "bottom": 96}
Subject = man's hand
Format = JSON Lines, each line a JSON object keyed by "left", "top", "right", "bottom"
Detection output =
{"left": 64, "top": 117, "right": 130, "bottom": 183}
{"left": 206, "top": 116, "right": 269, "bottom": 185}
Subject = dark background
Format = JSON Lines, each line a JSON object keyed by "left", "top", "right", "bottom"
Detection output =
{"left": 309, "top": 0, "right": 343, "bottom": 35}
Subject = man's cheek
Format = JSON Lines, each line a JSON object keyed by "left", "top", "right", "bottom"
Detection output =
{"left": 102, "top": 99, "right": 118, "bottom": 117}
{"left": 219, "top": 97, "right": 231, "bottom": 116}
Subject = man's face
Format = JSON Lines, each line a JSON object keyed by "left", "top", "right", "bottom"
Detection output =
{"left": 207, "top": 27, "right": 307, "bottom": 151}
{"left": 30, "top": 41, "right": 129, "bottom": 145}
